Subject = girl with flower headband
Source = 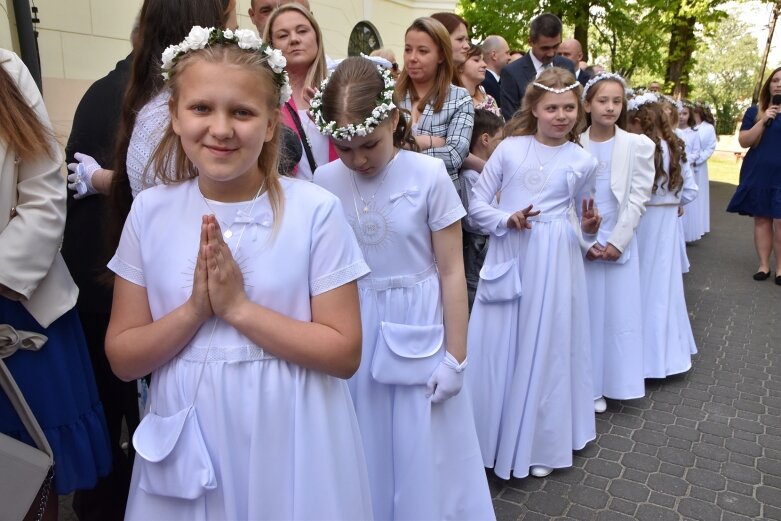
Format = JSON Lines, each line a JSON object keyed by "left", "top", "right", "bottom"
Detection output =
{"left": 579, "top": 73, "right": 655, "bottom": 413}
{"left": 105, "top": 29, "right": 373, "bottom": 519}
{"left": 677, "top": 100, "right": 706, "bottom": 242}
{"left": 625, "top": 93, "right": 699, "bottom": 379}
{"left": 692, "top": 102, "right": 717, "bottom": 239}
{"left": 313, "top": 57, "right": 495, "bottom": 520}
{"left": 466, "top": 67, "right": 601, "bottom": 479}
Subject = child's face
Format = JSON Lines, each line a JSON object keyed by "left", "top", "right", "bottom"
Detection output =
{"left": 461, "top": 53, "right": 487, "bottom": 85}
{"left": 532, "top": 90, "right": 579, "bottom": 146}
{"left": 331, "top": 114, "right": 399, "bottom": 178}
{"left": 171, "top": 60, "right": 278, "bottom": 197}
{"left": 585, "top": 81, "right": 624, "bottom": 129}
{"left": 678, "top": 108, "right": 690, "bottom": 128}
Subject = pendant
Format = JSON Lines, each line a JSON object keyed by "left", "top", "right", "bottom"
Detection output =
{"left": 224, "top": 229, "right": 233, "bottom": 239}
{"left": 363, "top": 206, "right": 369, "bottom": 213}
{"left": 539, "top": 165, "right": 544, "bottom": 171}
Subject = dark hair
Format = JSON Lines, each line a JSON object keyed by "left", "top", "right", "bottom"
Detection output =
{"left": 321, "top": 57, "right": 416, "bottom": 150}
{"left": 396, "top": 17, "right": 455, "bottom": 113}
{"left": 758, "top": 66, "right": 781, "bottom": 120}
{"left": 529, "top": 13, "right": 563, "bottom": 42}
{"left": 693, "top": 102, "right": 715, "bottom": 126}
{"left": 106, "top": 0, "right": 230, "bottom": 270}
{"left": 583, "top": 76, "right": 627, "bottom": 130}
{"left": 679, "top": 101, "right": 696, "bottom": 128}
{"left": 0, "top": 58, "right": 56, "bottom": 160}
{"left": 504, "top": 67, "right": 585, "bottom": 143}
{"left": 470, "top": 109, "right": 503, "bottom": 150}
{"left": 430, "top": 12, "right": 469, "bottom": 35}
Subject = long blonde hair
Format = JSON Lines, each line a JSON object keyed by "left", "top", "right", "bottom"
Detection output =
{"left": 264, "top": 3, "right": 327, "bottom": 93}
{"left": 504, "top": 67, "right": 585, "bottom": 143}
{"left": 149, "top": 44, "right": 285, "bottom": 226}
{"left": 395, "top": 17, "right": 455, "bottom": 113}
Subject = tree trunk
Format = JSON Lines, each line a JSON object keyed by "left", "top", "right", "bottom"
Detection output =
{"left": 664, "top": 16, "right": 697, "bottom": 97}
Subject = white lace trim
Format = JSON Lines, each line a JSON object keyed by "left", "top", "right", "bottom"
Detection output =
{"left": 108, "top": 256, "right": 146, "bottom": 286}
{"left": 179, "top": 344, "right": 277, "bottom": 363}
{"left": 430, "top": 205, "right": 466, "bottom": 232}
{"left": 310, "top": 260, "right": 370, "bottom": 296}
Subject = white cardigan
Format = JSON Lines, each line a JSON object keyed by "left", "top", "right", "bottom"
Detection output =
{"left": 579, "top": 127, "right": 656, "bottom": 253}
{"left": 0, "top": 49, "right": 77, "bottom": 327}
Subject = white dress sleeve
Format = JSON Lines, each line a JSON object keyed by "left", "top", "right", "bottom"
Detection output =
{"left": 679, "top": 159, "right": 699, "bottom": 206}
{"left": 309, "top": 195, "right": 370, "bottom": 296}
{"left": 469, "top": 141, "right": 513, "bottom": 236}
{"left": 697, "top": 123, "right": 717, "bottom": 165}
{"left": 427, "top": 160, "right": 467, "bottom": 231}
{"left": 107, "top": 195, "right": 146, "bottom": 286}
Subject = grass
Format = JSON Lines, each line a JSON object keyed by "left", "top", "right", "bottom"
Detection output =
{"left": 707, "top": 153, "right": 741, "bottom": 186}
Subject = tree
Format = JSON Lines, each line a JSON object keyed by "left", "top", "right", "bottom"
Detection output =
{"left": 690, "top": 16, "right": 759, "bottom": 133}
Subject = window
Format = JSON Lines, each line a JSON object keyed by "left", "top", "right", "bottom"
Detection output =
{"left": 348, "top": 21, "right": 382, "bottom": 56}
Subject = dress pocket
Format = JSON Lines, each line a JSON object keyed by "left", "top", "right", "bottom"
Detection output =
{"left": 133, "top": 406, "right": 217, "bottom": 499}
{"left": 371, "top": 322, "right": 445, "bottom": 386}
{"left": 476, "top": 258, "right": 522, "bottom": 303}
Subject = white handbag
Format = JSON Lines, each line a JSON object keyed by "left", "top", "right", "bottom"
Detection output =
{"left": 0, "top": 326, "right": 54, "bottom": 521}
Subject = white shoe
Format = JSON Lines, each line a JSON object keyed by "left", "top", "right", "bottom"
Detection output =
{"left": 530, "top": 465, "right": 553, "bottom": 478}
{"left": 594, "top": 397, "right": 607, "bottom": 413}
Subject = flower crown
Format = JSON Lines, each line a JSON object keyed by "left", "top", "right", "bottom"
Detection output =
{"left": 627, "top": 92, "right": 658, "bottom": 112}
{"left": 309, "top": 62, "right": 396, "bottom": 140}
{"left": 160, "top": 26, "right": 292, "bottom": 105}
{"left": 532, "top": 81, "right": 580, "bottom": 94}
{"left": 581, "top": 72, "right": 626, "bottom": 101}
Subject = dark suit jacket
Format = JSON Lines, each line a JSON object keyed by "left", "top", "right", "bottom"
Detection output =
{"left": 499, "top": 53, "right": 575, "bottom": 121}
{"left": 481, "top": 71, "right": 501, "bottom": 107}
{"left": 577, "top": 68, "right": 592, "bottom": 87}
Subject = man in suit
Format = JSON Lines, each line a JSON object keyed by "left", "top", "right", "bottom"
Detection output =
{"left": 481, "top": 35, "right": 511, "bottom": 107}
{"left": 499, "top": 13, "right": 575, "bottom": 121}
{"left": 559, "top": 38, "right": 592, "bottom": 86}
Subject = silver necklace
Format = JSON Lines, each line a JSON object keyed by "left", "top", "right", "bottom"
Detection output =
{"left": 199, "top": 180, "right": 266, "bottom": 239}
{"left": 531, "top": 137, "right": 566, "bottom": 172}
{"left": 350, "top": 152, "right": 398, "bottom": 213}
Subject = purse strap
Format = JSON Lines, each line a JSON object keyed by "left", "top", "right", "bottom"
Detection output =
{"left": 284, "top": 102, "right": 318, "bottom": 173}
{"left": 0, "top": 357, "right": 53, "bottom": 459}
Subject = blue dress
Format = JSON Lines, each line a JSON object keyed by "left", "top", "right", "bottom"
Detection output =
{"left": 727, "top": 105, "right": 781, "bottom": 218}
{"left": 0, "top": 299, "right": 112, "bottom": 494}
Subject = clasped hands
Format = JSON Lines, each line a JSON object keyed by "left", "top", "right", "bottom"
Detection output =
{"left": 187, "top": 215, "right": 249, "bottom": 323}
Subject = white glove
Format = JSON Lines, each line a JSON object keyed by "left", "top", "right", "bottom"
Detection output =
{"left": 67, "top": 152, "right": 102, "bottom": 199}
{"left": 426, "top": 352, "right": 467, "bottom": 404}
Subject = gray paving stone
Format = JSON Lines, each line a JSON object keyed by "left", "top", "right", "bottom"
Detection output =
{"left": 757, "top": 485, "right": 781, "bottom": 508}
{"left": 621, "top": 452, "right": 661, "bottom": 473}
{"left": 648, "top": 491, "right": 677, "bottom": 508}
{"left": 492, "top": 499, "right": 523, "bottom": 521}
{"left": 566, "top": 504, "right": 597, "bottom": 521}
{"left": 725, "top": 437, "right": 763, "bottom": 456}
{"left": 717, "top": 491, "right": 762, "bottom": 517}
{"left": 684, "top": 467, "right": 726, "bottom": 491}
{"left": 567, "top": 485, "right": 609, "bottom": 510}
{"left": 524, "top": 491, "right": 568, "bottom": 516}
{"left": 657, "top": 447, "right": 696, "bottom": 466}
{"left": 677, "top": 497, "right": 723, "bottom": 521}
{"left": 607, "top": 497, "right": 637, "bottom": 515}
{"left": 635, "top": 503, "right": 681, "bottom": 521}
{"left": 607, "top": 480, "right": 650, "bottom": 502}
{"left": 691, "top": 442, "right": 729, "bottom": 462}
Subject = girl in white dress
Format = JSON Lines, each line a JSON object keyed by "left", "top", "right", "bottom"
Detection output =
{"left": 678, "top": 101, "right": 705, "bottom": 242}
{"left": 580, "top": 73, "right": 656, "bottom": 413}
{"left": 467, "top": 68, "right": 601, "bottom": 480}
{"left": 625, "top": 94, "right": 699, "bottom": 378}
{"left": 312, "top": 57, "right": 495, "bottom": 520}
{"left": 693, "top": 103, "right": 718, "bottom": 237}
{"left": 104, "top": 29, "right": 373, "bottom": 520}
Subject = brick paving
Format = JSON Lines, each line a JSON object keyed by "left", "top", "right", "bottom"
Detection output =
{"left": 59, "top": 181, "right": 779, "bottom": 520}
{"left": 489, "top": 181, "right": 781, "bottom": 521}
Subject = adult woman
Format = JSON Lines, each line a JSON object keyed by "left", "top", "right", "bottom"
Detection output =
{"left": 266, "top": 3, "right": 336, "bottom": 180}
{"left": 431, "top": 12, "right": 470, "bottom": 67}
{"left": 459, "top": 44, "right": 501, "bottom": 117}
{"left": 397, "top": 17, "right": 474, "bottom": 189}
{"left": 727, "top": 66, "right": 781, "bottom": 284}
{"left": 0, "top": 49, "right": 111, "bottom": 520}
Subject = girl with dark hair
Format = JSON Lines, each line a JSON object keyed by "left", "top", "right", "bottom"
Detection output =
{"left": 313, "top": 56, "right": 494, "bottom": 520}
{"left": 105, "top": 30, "right": 373, "bottom": 519}
{"left": 678, "top": 101, "right": 705, "bottom": 242}
{"left": 692, "top": 102, "right": 717, "bottom": 238}
{"left": 0, "top": 49, "right": 111, "bottom": 520}
{"left": 625, "top": 94, "right": 699, "bottom": 378}
{"left": 459, "top": 44, "right": 501, "bottom": 117}
{"left": 467, "top": 68, "right": 600, "bottom": 479}
{"left": 727, "top": 66, "right": 781, "bottom": 284}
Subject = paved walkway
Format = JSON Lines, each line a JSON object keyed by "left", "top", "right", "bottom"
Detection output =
{"left": 489, "top": 181, "right": 781, "bottom": 521}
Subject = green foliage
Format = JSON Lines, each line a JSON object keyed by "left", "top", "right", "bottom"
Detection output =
{"left": 690, "top": 16, "right": 759, "bottom": 134}
{"left": 456, "top": 0, "right": 540, "bottom": 49}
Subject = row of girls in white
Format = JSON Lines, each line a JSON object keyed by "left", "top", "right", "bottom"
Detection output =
{"left": 466, "top": 71, "right": 698, "bottom": 480}
{"left": 104, "top": 26, "right": 495, "bottom": 521}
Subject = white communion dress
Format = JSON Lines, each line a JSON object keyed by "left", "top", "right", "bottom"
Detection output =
{"left": 109, "top": 177, "right": 374, "bottom": 520}
{"left": 315, "top": 150, "right": 495, "bottom": 521}
{"left": 466, "top": 135, "right": 598, "bottom": 479}
{"left": 636, "top": 141, "right": 699, "bottom": 378}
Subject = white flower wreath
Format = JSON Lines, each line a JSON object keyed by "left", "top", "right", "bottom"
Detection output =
{"left": 627, "top": 92, "right": 658, "bottom": 112}
{"left": 160, "top": 26, "right": 291, "bottom": 105}
{"left": 309, "top": 63, "right": 396, "bottom": 141}
{"left": 581, "top": 72, "right": 626, "bottom": 101}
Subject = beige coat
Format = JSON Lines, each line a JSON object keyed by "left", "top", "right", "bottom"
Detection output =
{"left": 0, "top": 49, "right": 77, "bottom": 327}
{"left": 580, "top": 126, "right": 656, "bottom": 253}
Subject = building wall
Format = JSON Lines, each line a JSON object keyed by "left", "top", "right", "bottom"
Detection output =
{"left": 0, "top": 0, "right": 455, "bottom": 146}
